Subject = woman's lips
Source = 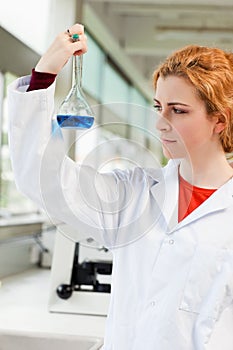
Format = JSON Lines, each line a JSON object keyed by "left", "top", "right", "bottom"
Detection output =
{"left": 161, "top": 138, "right": 177, "bottom": 144}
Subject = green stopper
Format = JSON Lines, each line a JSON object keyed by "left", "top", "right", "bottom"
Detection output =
{"left": 72, "top": 34, "right": 79, "bottom": 41}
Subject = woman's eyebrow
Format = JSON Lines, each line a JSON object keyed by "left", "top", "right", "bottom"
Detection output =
{"left": 153, "top": 98, "right": 191, "bottom": 107}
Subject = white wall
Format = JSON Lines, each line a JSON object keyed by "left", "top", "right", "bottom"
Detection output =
{"left": 0, "top": 0, "right": 51, "bottom": 55}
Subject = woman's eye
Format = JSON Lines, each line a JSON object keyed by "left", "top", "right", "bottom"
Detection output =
{"left": 153, "top": 105, "right": 187, "bottom": 114}
{"left": 153, "top": 105, "right": 162, "bottom": 112}
{"left": 173, "top": 107, "right": 187, "bottom": 114}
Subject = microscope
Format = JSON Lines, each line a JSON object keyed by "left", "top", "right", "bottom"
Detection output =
{"left": 56, "top": 240, "right": 112, "bottom": 299}
{"left": 49, "top": 226, "right": 112, "bottom": 316}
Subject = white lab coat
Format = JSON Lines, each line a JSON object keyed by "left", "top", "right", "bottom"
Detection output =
{"left": 8, "top": 76, "right": 233, "bottom": 350}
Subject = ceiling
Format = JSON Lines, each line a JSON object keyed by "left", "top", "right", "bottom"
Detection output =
{"left": 86, "top": 0, "right": 233, "bottom": 84}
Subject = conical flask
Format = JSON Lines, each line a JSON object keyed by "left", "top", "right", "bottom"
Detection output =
{"left": 57, "top": 55, "right": 94, "bottom": 129}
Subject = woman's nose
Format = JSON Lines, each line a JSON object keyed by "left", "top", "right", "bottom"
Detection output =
{"left": 155, "top": 115, "right": 172, "bottom": 132}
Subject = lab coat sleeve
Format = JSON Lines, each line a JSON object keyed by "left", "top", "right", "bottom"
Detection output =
{"left": 7, "top": 76, "right": 152, "bottom": 248}
{"left": 206, "top": 304, "right": 233, "bottom": 350}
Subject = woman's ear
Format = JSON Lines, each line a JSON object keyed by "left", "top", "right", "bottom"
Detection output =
{"left": 214, "top": 110, "right": 229, "bottom": 134}
{"left": 214, "top": 119, "right": 225, "bottom": 134}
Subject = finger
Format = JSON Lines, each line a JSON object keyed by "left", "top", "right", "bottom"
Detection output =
{"left": 58, "top": 31, "right": 86, "bottom": 51}
{"left": 75, "top": 34, "right": 87, "bottom": 43}
{"left": 68, "top": 33, "right": 87, "bottom": 44}
{"left": 72, "top": 41, "right": 88, "bottom": 55}
{"left": 74, "top": 47, "right": 88, "bottom": 56}
{"left": 68, "top": 23, "right": 84, "bottom": 36}
{"left": 70, "top": 34, "right": 87, "bottom": 54}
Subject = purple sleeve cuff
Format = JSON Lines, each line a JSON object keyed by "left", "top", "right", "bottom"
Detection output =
{"left": 27, "top": 68, "right": 57, "bottom": 91}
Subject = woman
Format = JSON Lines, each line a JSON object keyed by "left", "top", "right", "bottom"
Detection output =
{"left": 8, "top": 23, "right": 233, "bottom": 349}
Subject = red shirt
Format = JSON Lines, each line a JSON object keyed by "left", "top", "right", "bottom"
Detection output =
{"left": 178, "top": 174, "right": 217, "bottom": 222}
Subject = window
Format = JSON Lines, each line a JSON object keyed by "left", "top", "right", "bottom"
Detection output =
{"left": 102, "top": 62, "right": 130, "bottom": 120}
{"left": 82, "top": 33, "right": 105, "bottom": 101}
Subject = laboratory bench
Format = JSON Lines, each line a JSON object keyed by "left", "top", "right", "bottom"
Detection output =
{"left": 0, "top": 268, "right": 106, "bottom": 349}
{"left": 0, "top": 213, "right": 46, "bottom": 241}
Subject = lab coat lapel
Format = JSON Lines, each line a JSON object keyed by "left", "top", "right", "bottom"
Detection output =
{"left": 150, "top": 160, "right": 179, "bottom": 231}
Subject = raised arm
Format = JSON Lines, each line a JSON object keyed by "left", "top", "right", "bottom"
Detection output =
{"left": 7, "top": 24, "right": 110, "bottom": 243}
{"left": 7, "top": 24, "right": 152, "bottom": 248}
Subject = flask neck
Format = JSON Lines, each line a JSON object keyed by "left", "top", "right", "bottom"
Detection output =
{"left": 72, "top": 55, "right": 82, "bottom": 89}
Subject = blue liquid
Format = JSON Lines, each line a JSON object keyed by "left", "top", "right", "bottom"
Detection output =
{"left": 57, "top": 115, "right": 94, "bottom": 129}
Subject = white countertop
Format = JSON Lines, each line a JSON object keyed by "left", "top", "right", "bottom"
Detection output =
{"left": 0, "top": 268, "right": 106, "bottom": 338}
{"left": 0, "top": 213, "right": 46, "bottom": 227}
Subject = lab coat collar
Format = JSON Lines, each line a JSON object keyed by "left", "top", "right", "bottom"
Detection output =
{"left": 150, "top": 160, "right": 233, "bottom": 234}
{"left": 150, "top": 159, "right": 180, "bottom": 232}
{"left": 175, "top": 176, "right": 233, "bottom": 233}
